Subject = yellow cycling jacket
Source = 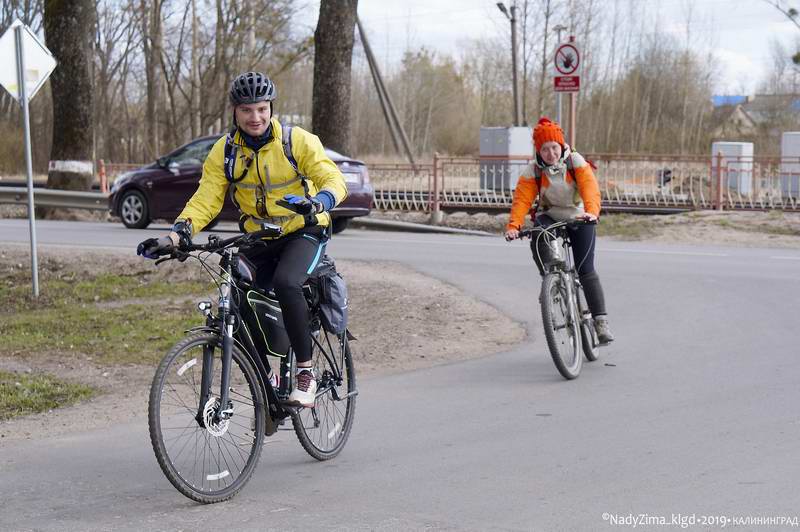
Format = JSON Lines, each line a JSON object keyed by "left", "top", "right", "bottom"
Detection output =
{"left": 176, "top": 118, "right": 348, "bottom": 237}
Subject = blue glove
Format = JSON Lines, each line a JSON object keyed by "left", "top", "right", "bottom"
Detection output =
{"left": 137, "top": 236, "right": 174, "bottom": 259}
{"left": 278, "top": 194, "right": 321, "bottom": 215}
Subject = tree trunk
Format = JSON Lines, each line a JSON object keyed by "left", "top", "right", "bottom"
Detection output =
{"left": 141, "top": 0, "right": 164, "bottom": 160}
{"left": 312, "top": 0, "right": 358, "bottom": 155}
{"left": 43, "top": 0, "right": 94, "bottom": 193}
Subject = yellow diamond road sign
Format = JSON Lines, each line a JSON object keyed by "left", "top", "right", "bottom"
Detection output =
{"left": 0, "top": 19, "right": 57, "bottom": 103}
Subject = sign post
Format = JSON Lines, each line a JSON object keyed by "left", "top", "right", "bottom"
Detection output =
{"left": 0, "top": 20, "right": 57, "bottom": 297}
{"left": 553, "top": 37, "right": 580, "bottom": 147}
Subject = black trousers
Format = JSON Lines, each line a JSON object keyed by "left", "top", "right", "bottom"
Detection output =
{"left": 531, "top": 214, "right": 607, "bottom": 316}
{"left": 242, "top": 226, "right": 327, "bottom": 364}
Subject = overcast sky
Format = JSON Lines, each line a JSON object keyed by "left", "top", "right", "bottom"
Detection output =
{"left": 297, "top": 0, "right": 799, "bottom": 95}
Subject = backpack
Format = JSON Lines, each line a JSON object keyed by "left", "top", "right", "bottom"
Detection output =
{"left": 222, "top": 124, "right": 315, "bottom": 229}
{"left": 531, "top": 153, "right": 577, "bottom": 216}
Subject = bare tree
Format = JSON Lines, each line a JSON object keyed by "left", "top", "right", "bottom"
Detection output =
{"left": 765, "top": 0, "right": 800, "bottom": 64}
{"left": 534, "top": 0, "right": 555, "bottom": 118}
{"left": 94, "top": 0, "right": 139, "bottom": 161}
{"left": 141, "top": 0, "right": 164, "bottom": 159}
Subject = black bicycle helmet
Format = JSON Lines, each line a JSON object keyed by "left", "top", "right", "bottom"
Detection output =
{"left": 229, "top": 71, "right": 277, "bottom": 106}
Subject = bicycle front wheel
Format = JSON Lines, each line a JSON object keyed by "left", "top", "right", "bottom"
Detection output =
{"left": 540, "top": 273, "right": 582, "bottom": 379}
{"left": 148, "top": 332, "right": 266, "bottom": 504}
{"left": 292, "top": 327, "right": 357, "bottom": 461}
{"left": 576, "top": 283, "right": 600, "bottom": 362}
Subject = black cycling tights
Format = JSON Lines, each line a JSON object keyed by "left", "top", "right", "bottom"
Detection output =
{"left": 243, "top": 226, "right": 327, "bottom": 364}
{"left": 530, "top": 214, "right": 607, "bottom": 316}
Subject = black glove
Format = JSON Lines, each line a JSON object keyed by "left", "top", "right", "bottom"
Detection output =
{"left": 137, "top": 236, "right": 174, "bottom": 259}
{"left": 171, "top": 220, "right": 193, "bottom": 250}
{"left": 277, "top": 194, "right": 322, "bottom": 216}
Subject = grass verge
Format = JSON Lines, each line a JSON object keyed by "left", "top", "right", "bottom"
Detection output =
{"left": 596, "top": 213, "right": 661, "bottom": 240}
{"left": 1, "top": 254, "right": 215, "bottom": 366}
{"left": 0, "top": 370, "right": 95, "bottom": 421}
{"left": 0, "top": 252, "right": 216, "bottom": 419}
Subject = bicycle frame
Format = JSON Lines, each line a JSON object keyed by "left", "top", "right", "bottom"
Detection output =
{"left": 520, "top": 219, "right": 600, "bottom": 378}
{"left": 528, "top": 220, "right": 591, "bottom": 322}
{"left": 148, "top": 228, "right": 358, "bottom": 503}
{"left": 185, "top": 239, "right": 351, "bottom": 432}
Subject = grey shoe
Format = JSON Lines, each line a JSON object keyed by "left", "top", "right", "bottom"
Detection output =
{"left": 287, "top": 368, "right": 317, "bottom": 408}
{"left": 594, "top": 315, "right": 615, "bottom": 345}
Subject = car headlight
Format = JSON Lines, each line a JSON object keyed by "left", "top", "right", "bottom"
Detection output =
{"left": 110, "top": 173, "right": 132, "bottom": 194}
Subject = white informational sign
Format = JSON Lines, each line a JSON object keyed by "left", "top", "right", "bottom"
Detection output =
{"left": 0, "top": 19, "right": 57, "bottom": 103}
{"left": 553, "top": 41, "right": 580, "bottom": 93}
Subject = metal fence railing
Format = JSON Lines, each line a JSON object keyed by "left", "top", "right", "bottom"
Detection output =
{"left": 369, "top": 154, "right": 800, "bottom": 213}
{"left": 6, "top": 154, "right": 796, "bottom": 215}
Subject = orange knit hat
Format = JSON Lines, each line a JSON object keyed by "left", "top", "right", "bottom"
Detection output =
{"left": 533, "top": 117, "right": 565, "bottom": 152}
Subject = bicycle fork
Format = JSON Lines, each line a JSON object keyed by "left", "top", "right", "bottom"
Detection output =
{"left": 562, "top": 272, "right": 579, "bottom": 331}
{"left": 196, "top": 281, "right": 235, "bottom": 427}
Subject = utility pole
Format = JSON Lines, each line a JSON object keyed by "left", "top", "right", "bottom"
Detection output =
{"left": 553, "top": 24, "right": 567, "bottom": 125}
{"left": 497, "top": 2, "right": 521, "bottom": 126}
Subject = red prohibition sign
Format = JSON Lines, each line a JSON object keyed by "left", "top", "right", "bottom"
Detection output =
{"left": 555, "top": 44, "right": 579, "bottom": 75}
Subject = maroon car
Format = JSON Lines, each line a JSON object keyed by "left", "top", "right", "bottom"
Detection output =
{"left": 109, "top": 134, "right": 373, "bottom": 233}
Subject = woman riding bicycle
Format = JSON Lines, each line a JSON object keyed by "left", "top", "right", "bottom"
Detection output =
{"left": 504, "top": 117, "right": 614, "bottom": 344}
{"left": 137, "top": 71, "right": 349, "bottom": 406}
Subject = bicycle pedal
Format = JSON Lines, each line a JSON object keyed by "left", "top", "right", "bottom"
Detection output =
{"left": 278, "top": 401, "right": 302, "bottom": 414}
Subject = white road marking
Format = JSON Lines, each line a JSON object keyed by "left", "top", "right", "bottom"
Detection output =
{"left": 604, "top": 248, "right": 729, "bottom": 257}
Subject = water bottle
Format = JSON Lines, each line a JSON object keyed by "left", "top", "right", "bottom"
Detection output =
{"left": 548, "top": 238, "right": 563, "bottom": 263}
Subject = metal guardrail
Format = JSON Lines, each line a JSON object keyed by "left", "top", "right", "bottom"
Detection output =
{"left": 0, "top": 187, "right": 108, "bottom": 210}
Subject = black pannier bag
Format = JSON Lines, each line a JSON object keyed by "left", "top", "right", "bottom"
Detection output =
{"left": 242, "top": 290, "right": 291, "bottom": 358}
{"left": 310, "top": 256, "right": 349, "bottom": 335}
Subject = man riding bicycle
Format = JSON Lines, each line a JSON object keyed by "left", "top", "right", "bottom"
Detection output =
{"left": 505, "top": 117, "right": 614, "bottom": 344}
{"left": 137, "top": 71, "right": 349, "bottom": 406}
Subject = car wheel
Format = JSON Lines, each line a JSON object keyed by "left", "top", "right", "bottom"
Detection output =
{"left": 120, "top": 190, "right": 151, "bottom": 229}
{"left": 331, "top": 217, "right": 350, "bottom": 234}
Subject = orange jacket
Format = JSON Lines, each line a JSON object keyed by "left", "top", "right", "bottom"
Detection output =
{"left": 506, "top": 151, "right": 601, "bottom": 230}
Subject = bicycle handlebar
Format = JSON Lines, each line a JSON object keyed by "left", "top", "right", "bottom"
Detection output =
{"left": 513, "top": 218, "right": 596, "bottom": 240}
{"left": 154, "top": 223, "right": 283, "bottom": 264}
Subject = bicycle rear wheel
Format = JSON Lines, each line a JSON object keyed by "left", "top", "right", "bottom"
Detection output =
{"left": 292, "top": 327, "right": 357, "bottom": 461}
{"left": 148, "top": 332, "right": 266, "bottom": 504}
{"left": 540, "top": 273, "right": 582, "bottom": 379}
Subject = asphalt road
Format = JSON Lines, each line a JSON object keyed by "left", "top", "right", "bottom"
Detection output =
{"left": 2, "top": 219, "right": 800, "bottom": 531}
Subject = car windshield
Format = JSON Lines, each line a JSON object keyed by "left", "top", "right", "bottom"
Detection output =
{"left": 325, "top": 148, "right": 347, "bottom": 161}
{"left": 166, "top": 138, "right": 218, "bottom": 166}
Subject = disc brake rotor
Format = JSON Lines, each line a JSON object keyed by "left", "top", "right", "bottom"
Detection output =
{"left": 202, "top": 397, "right": 231, "bottom": 437}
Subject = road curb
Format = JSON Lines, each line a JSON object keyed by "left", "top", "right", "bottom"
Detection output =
{"left": 350, "top": 217, "right": 496, "bottom": 237}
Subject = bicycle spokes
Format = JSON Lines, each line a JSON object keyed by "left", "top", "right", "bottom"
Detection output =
{"left": 149, "top": 334, "right": 265, "bottom": 503}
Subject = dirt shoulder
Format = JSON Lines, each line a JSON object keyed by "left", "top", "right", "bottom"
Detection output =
{"left": 369, "top": 209, "right": 800, "bottom": 249}
{"left": 0, "top": 246, "right": 525, "bottom": 442}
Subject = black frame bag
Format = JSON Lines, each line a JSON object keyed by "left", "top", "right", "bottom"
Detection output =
{"left": 312, "top": 257, "right": 349, "bottom": 335}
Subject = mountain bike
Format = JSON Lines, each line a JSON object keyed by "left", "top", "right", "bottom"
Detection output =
{"left": 146, "top": 225, "right": 357, "bottom": 504}
{"left": 518, "top": 220, "right": 600, "bottom": 379}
